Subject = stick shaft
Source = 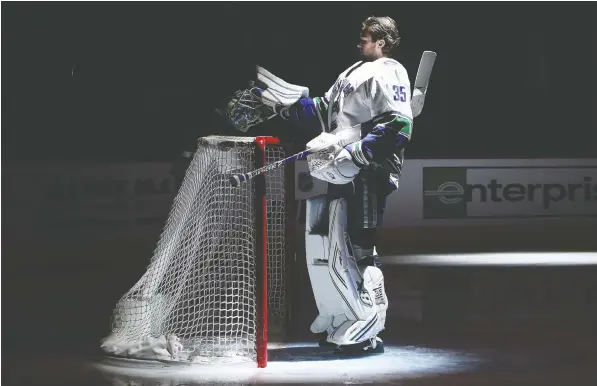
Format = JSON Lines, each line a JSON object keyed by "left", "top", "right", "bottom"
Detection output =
{"left": 229, "top": 148, "right": 313, "bottom": 187}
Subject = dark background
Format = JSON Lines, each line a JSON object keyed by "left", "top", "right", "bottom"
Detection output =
{"left": 3, "top": 2, "right": 596, "bottom": 163}
{"left": 2, "top": 3, "right": 597, "bottom": 385}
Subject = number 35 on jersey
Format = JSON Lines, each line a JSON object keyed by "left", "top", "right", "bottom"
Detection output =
{"left": 392, "top": 85, "right": 407, "bottom": 102}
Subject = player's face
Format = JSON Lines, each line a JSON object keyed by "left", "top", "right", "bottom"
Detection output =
{"left": 358, "top": 33, "right": 382, "bottom": 61}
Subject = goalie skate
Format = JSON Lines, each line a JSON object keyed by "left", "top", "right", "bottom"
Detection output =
{"left": 335, "top": 337, "right": 385, "bottom": 356}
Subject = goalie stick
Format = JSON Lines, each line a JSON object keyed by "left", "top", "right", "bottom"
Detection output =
{"left": 230, "top": 128, "right": 360, "bottom": 187}
{"left": 411, "top": 51, "right": 436, "bottom": 117}
{"left": 229, "top": 51, "right": 437, "bottom": 187}
{"left": 230, "top": 148, "right": 311, "bottom": 187}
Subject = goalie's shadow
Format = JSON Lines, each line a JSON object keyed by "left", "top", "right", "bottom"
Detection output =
{"left": 268, "top": 345, "right": 375, "bottom": 362}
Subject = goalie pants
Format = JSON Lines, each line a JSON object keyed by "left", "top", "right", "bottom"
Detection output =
{"left": 306, "top": 169, "right": 391, "bottom": 346}
{"left": 341, "top": 169, "right": 387, "bottom": 246}
{"left": 311, "top": 169, "right": 388, "bottom": 246}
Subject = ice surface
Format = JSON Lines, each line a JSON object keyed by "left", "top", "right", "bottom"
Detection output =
{"left": 94, "top": 341, "right": 482, "bottom": 385}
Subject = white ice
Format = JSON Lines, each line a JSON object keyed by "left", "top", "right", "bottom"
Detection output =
{"left": 93, "top": 341, "right": 483, "bottom": 385}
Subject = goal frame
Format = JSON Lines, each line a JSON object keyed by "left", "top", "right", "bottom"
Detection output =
{"left": 253, "top": 136, "right": 296, "bottom": 367}
{"left": 101, "top": 135, "right": 297, "bottom": 369}
{"left": 213, "top": 135, "right": 298, "bottom": 367}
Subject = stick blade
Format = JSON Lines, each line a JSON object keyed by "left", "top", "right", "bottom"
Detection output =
{"left": 412, "top": 51, "right": 437, "bottom": 117}
{"left": 414, "top": 51, "right": 437, "bottom": 90}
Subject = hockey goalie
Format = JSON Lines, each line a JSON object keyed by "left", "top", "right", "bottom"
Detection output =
{"left": 219, "top": 15, "right": 435, "bottom": 355}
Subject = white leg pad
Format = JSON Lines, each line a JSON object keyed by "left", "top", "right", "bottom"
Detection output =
{"left": 305, "top": 197, "right": 344, "bottom": 334}
{"left": 327, "top": 198, "right": 370, "bottom": 322}
{"left": 305, "top": 197, "right": 389, "bottom": 343}
{"left": 327, "top": 198, "right": 388, "bottom": 344}
{"left": 326, "top": 266, "right": 388, "bottom": 345}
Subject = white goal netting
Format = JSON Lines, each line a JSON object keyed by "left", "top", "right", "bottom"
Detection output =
{"left": 101, "top": 136, "right": 288, "bottom": 365}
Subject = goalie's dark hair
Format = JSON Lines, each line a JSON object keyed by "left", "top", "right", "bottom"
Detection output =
{"left": 361, "top": 16, "right": 401, "bottom": 56}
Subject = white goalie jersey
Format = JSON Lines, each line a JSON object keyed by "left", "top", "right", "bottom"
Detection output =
{"left": 324, "top": 57, "right": 413, "bottom": 133}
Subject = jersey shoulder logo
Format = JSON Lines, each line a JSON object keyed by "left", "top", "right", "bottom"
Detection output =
{"left": 335, "top": 78, "right": 355, "bottom": 97}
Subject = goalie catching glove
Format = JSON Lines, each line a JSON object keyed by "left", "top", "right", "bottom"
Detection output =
{"left": 216, "top": 65, "right": 310, "bottom": 132}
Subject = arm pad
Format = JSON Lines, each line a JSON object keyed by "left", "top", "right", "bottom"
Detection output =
{"left": 346, "top": 112, "right": 411, "bottom": 166}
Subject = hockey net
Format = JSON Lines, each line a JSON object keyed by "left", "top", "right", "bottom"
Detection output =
{"left": 101, "top": 136, "right": 291, "bottom": 367}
